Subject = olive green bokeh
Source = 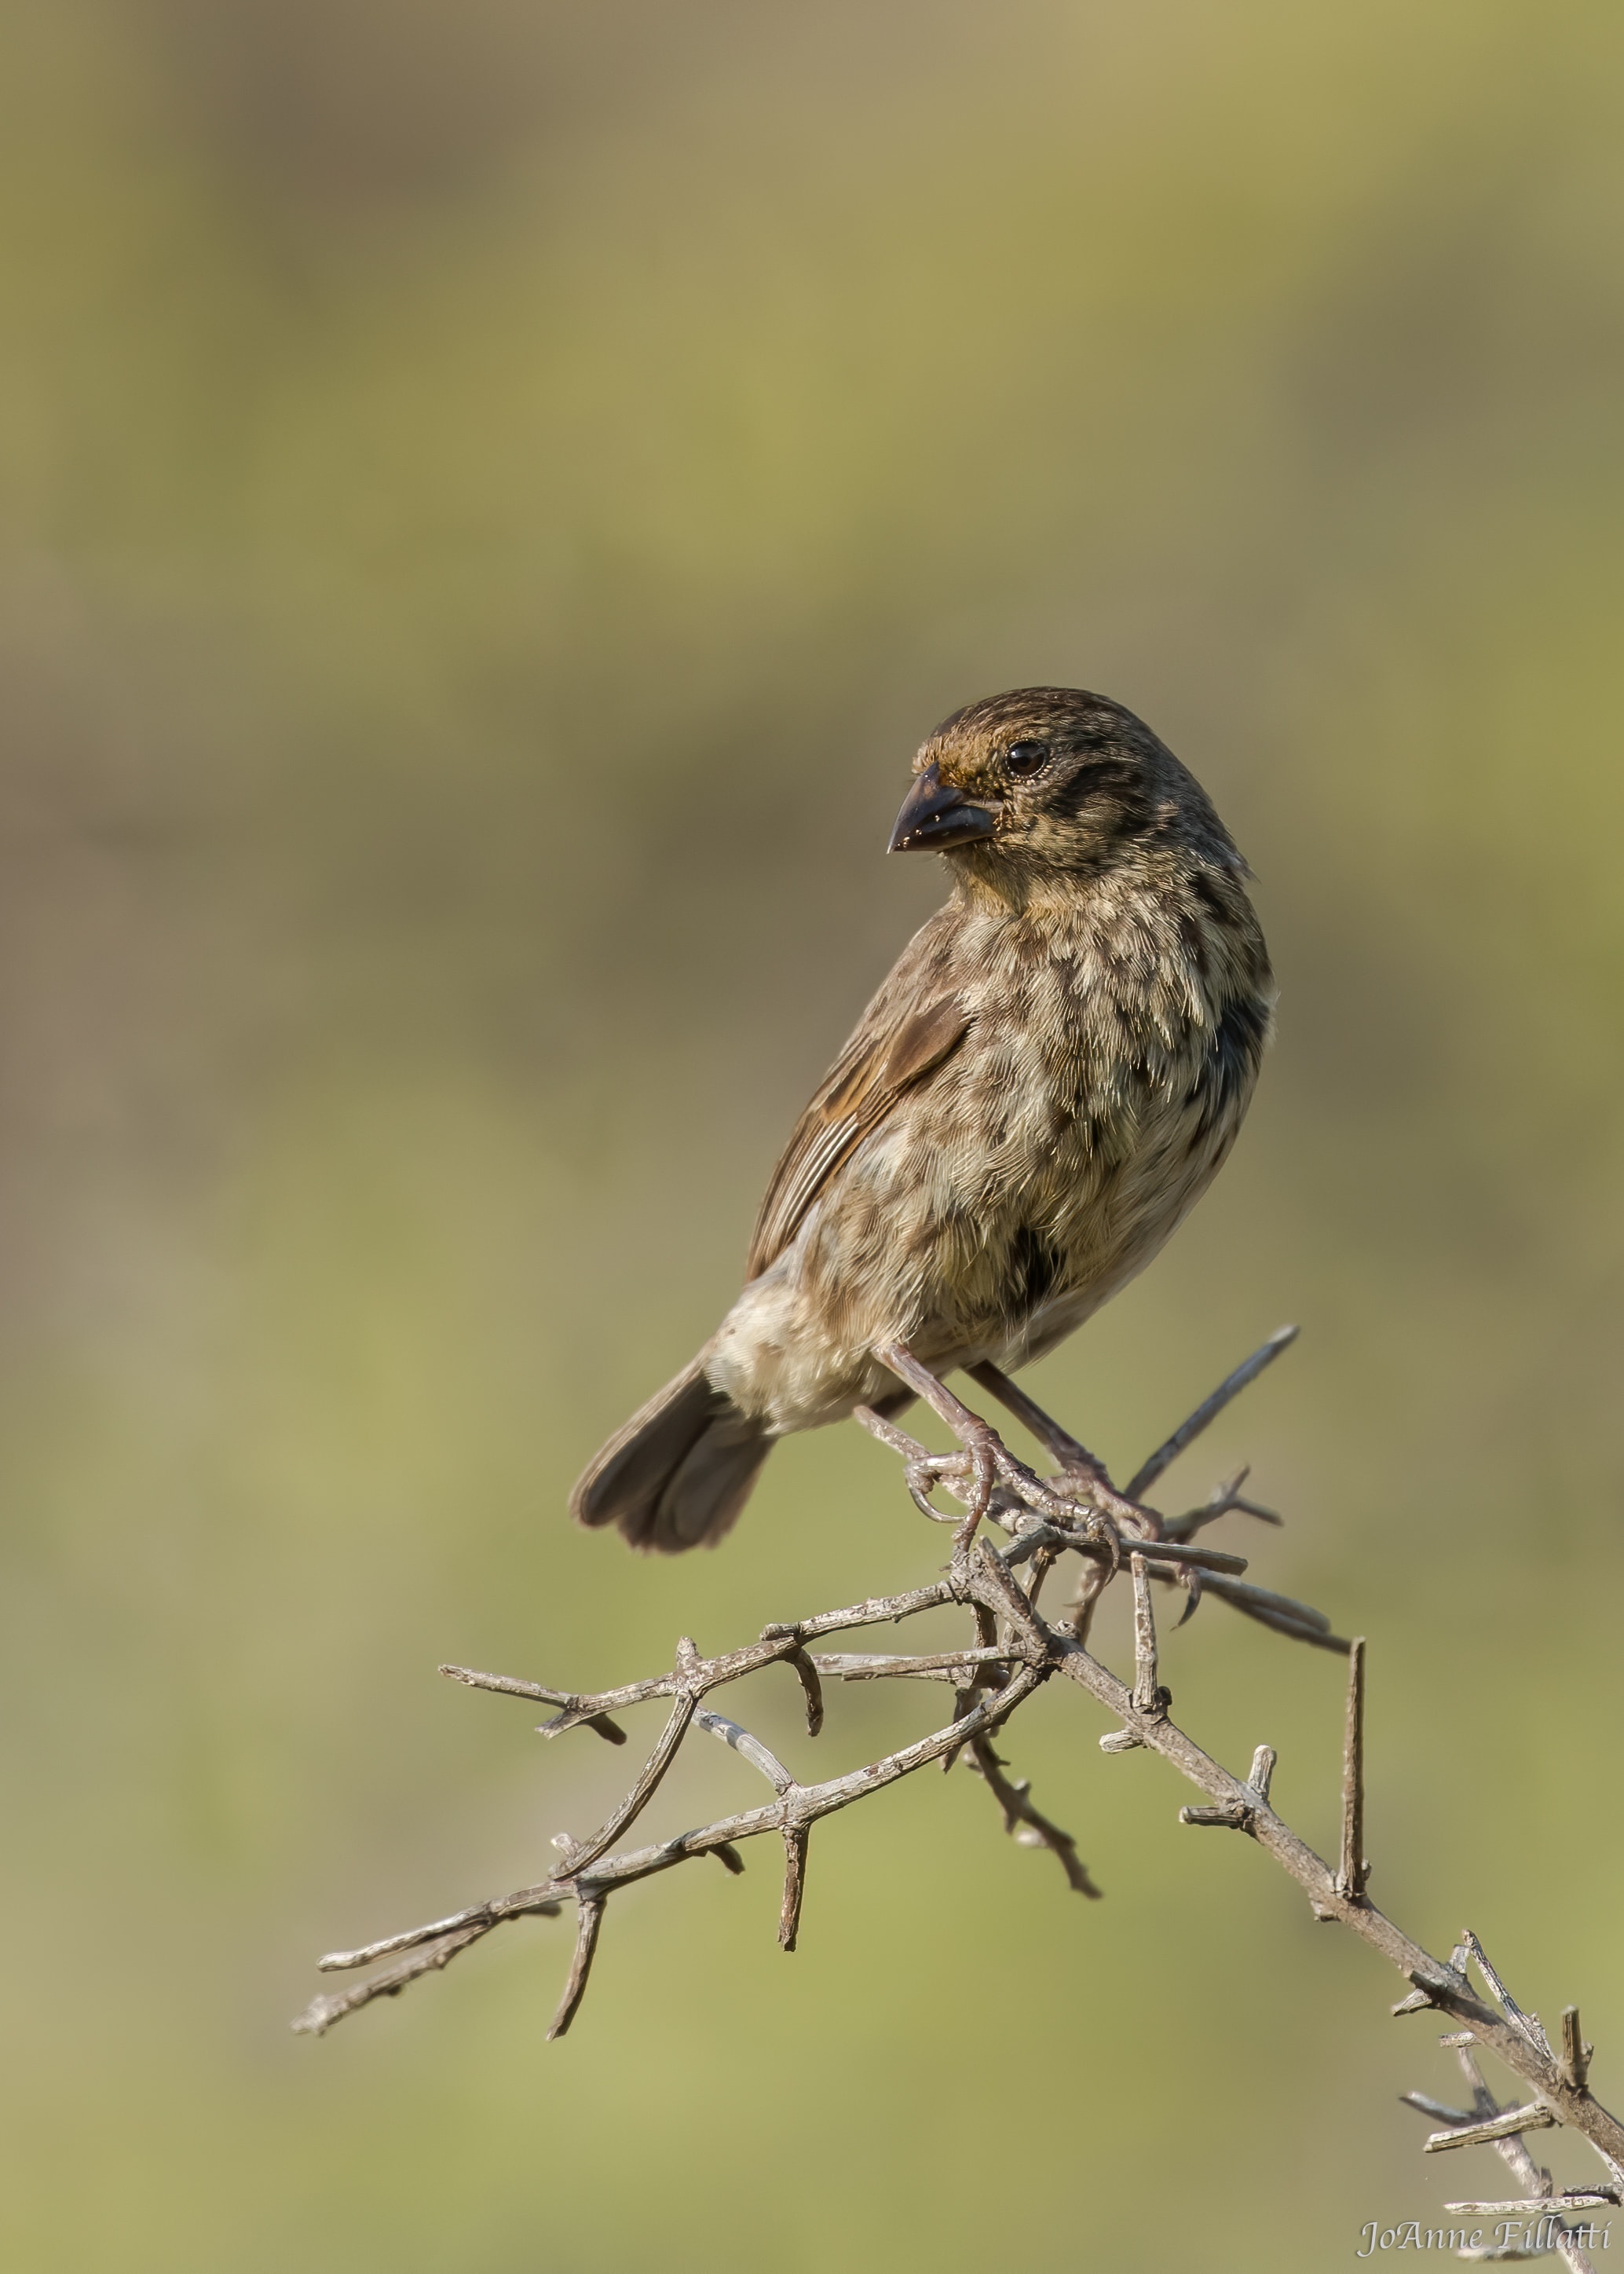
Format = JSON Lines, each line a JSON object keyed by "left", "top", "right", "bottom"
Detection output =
{"left": 4, "top": 2, "right": 1623, "bottom": 2267}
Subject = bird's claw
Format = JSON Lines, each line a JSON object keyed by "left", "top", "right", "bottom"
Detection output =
{"left": 1053, "top": 1463, "right": 1164, "bottom": 1542}
{"left": 903, "top": 1456, "right": 960, "bottom": 1522}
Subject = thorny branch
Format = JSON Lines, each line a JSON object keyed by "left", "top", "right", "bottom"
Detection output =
{"left": 1401, "top": 2027, "right": 1619, "bottom": 2269}
{"left": 293, "top": 1328, "right": 1623, "bottom": 2243}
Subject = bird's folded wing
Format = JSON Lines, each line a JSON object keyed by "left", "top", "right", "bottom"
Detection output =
{"left": 744, "top": 993, "right": 970, "bottom": 1278}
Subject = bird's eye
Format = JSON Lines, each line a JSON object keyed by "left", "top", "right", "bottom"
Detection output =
{"left": 1003, "top": 740, "right": 1049, "bottom": 778}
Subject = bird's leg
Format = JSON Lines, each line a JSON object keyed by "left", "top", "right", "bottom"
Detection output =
{"left": 874, "top": 1342, "right": 1008, "bottom": 1552}
{"left": 967, "top": 1361, "right": 1165, "bottom": 1542}
{"left": 874, "top": 1342, "right": 1127, "bottom": 1559}
{"left": 964, "top": 1361, "right": 1099, "bottom": 1473}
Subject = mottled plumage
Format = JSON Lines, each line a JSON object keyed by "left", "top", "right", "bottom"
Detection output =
{"left": 572, "top": 687, "right": 1274, "bottom": 1551}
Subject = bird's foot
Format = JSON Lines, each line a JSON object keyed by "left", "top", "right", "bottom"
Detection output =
{"left": 872, "top": 1342, "right": 1128, "bottom": 1561}
{"left": 967, "top": 1360, "right": 1164, "bottom": 1542}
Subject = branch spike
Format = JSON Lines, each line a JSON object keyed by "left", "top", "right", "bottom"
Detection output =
{"left": 1125, "top": 1324, "right": 1299, "bottom": 1499}
{"left": 1336, "top": 1635, "right": 1367, "bottom": 1899}
{"left": 967, "top": 1732, "right": 1101, "bottom": 1896}
{"left": 294, "top": 1919, "right": 503, "bottom": 2034}
{"left": 693, "top": 1708, "right": 796, "bottom": 1793}
{"left": 1400, "top": 2091, "right": 1477, "bottom": 2125}
{"left": 1443, "top": 2195, "right": 1619, "bottom": 2215}
{"left": 792, "top": 1651, "right": 824, "bottom": 1737}
{"left": 548, "top": 1896, "right": 605, "bottom": 2039}
{"left": 1130, "top": 1553, "right": 1161, "bottom": 1717}
{"left": 778, "top": 1823, "right": 810, "bottom": 1951}
{"left": 1462, "top": 1928, "right": 1551, "bottom": 2057}
{"left": 1564, "top": 2006, "right": 1593, "bottom": 2093}
{"left": 440, "top": 1663, "right": 572, "bottom": 1705}
{"left": 1423, "top": 2103, "right": 1556, "bottom": 2153}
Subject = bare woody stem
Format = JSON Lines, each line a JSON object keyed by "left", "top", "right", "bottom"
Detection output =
{"left": 292, "top": 1324, "right": 1624, "bottom": 2192}
{"left": 1055, "top": 1626, "right": 1624, "bottom": 2162}
{"left": 1414, "top": 2035, "right": 1608, "bottom": 2272}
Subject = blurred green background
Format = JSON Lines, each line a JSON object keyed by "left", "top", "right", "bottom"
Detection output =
{"left": 4, "top": 1, "right": 1623, "bottom": 2266}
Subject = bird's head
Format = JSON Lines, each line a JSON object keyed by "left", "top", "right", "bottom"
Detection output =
{"left": 888, "top": 687, "right": 1237, "bottom": 895}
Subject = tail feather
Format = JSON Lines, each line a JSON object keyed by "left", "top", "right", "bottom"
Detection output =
{"left": 570, "top": 1355, "right": 771, "bottom": 1553}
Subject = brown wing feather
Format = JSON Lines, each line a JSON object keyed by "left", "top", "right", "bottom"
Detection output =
{"left": 744, "top": 994, "right": 969, "bottom": 1278}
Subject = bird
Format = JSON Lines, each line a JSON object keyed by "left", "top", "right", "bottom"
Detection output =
{"left": 571, "top": 686, "right": 1274, "bottom": 1553}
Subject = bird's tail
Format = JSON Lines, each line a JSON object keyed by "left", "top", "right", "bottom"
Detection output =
{"left": 569, "top": 1354, "right": 772, "bottom": 1553}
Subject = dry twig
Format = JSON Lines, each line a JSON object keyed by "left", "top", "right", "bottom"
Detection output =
{"left": 293, "top": 1327, "right": 1623, "bottom": 2225}
{"left": 1401, "top": 2027, "right": 1617, "bottom": 2268}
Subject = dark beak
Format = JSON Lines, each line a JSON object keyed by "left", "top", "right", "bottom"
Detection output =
{"left": 887, "top": 761, "right": 1001, "bottom": 854}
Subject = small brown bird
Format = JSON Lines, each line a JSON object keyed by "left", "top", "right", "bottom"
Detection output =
{"left": 572, "top": 687, "right": 1274, "bottom": 1551}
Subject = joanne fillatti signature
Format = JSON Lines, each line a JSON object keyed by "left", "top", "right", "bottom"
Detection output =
{"left": 1358, "top": 2214, "right": 1614, "bottom": 2255}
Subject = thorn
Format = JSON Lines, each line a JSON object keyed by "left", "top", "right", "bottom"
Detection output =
{"left": 1180, "top": 1801, "right": 1251, "bottom": 1829}
{"left": 1130, "top": 1554, "right": 1161, "bottom": 1717}
{"left": 778, "top": 1823, "right": 810, "bottom": 1951}
{"left": 1562, "top": 2005, "right": 1591, "bottom": 2093}
{"left": 1335, "top": 1637, "right": 1367, "bottom": 1900}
